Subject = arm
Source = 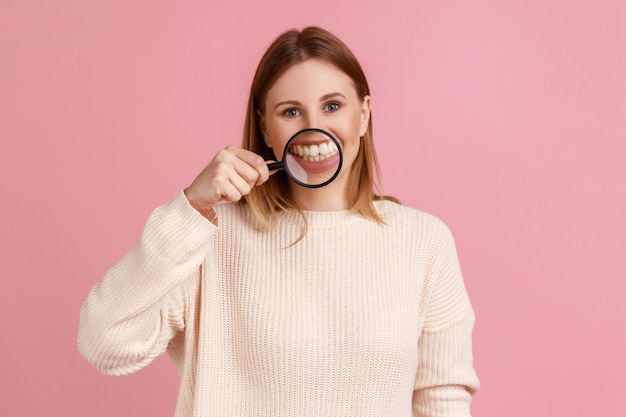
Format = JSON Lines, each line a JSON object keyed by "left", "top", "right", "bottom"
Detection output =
{"left": 78, "top": 145, "right": 271, "bottom": 375}
{"left": 77, "top": 192, "right": 216, "bottom": 375}
{"left": 413, "top": 222, "right": 480, "bottom": 417}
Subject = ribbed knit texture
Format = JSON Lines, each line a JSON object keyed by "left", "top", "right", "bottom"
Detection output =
{"left": 78, "top": 191, "right": 479, "bottom": 417}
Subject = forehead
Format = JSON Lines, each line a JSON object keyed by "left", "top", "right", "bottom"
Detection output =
{"left": 266, "top": 59, "right": 358, "bottom": 102}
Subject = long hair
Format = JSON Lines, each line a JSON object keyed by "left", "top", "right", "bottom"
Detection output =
{"left": 240, "top": 26, "right": 398, "bottom": 232}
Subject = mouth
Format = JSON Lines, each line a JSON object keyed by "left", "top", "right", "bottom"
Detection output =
{"left": 288, "top": 140, "right": 339, "bottom": 162}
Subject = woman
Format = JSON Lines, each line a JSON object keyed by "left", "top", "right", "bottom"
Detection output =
{"left": 78, "top": 26, "right": 479, "bottom": 416}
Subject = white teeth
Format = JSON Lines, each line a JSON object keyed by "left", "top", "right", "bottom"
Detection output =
{"left": 289, "top": 140, "right": 338, "bottom": 162}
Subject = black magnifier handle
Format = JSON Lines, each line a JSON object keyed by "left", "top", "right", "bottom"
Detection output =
{"left": 267, "top": 161, "right": 282, "bottom": 171}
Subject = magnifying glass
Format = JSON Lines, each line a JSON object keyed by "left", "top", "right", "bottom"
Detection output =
{"left": 266, "top": 128, "right": 343, "bottom": 188}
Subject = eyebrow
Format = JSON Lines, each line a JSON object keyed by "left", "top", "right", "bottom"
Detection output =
{"left": 273, "top": 92, "right": 348, "bottom": 110}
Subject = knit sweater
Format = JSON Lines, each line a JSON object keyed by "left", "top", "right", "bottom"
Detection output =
{"left": 78, "top": 191, "right": 479, "bottom": 417}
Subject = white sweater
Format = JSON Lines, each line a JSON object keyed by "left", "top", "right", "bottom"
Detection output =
{"left": 78, "top": 192, "right": 479, "bottom": 416}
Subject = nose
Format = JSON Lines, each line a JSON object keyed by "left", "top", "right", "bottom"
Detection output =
{"left": 303, "top": 111, "right": 324, "bottom": 131}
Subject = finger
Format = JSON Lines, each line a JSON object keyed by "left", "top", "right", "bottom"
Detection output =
{"left": 194, "top": 158, "right": 245, "bottom": 205}
{"left": 230, "top": 156, "right": 262, "bottom": 187}
{"left": 265, "top": 160, "right": 279, "bottom": 175}
{"left": 211, "top": 160, "right": 257, "bottom": 202}
{"left": 227, "top": 146, "right": 270, "bottom": 186}
{"left": 227, "top": 146, "right": 265, "bottom": 168}
{"left": 227, "top": 167, "right": 255, "bottom": 198}
{"left": 209, "top": 172, "right": 244, "bottom": 203}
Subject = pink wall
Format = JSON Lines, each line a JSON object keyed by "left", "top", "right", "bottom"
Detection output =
{"left": 1, "top": 1, "right": 625, "bottom": 415}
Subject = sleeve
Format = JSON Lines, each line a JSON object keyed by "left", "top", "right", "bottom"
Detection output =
{"left": 413, "top": 220, "right": 480, "bottom": 417}
{"left": 77, "top": 191, "right": 217, "bottom": 376}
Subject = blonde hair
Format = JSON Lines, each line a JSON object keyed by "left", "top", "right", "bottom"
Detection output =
{"left": 240, "top": 26, "right": 398, "bottom": 232}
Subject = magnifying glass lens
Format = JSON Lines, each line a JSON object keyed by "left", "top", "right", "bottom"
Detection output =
{"left": 282, "top": 129, "right": 342, "bottom": 188}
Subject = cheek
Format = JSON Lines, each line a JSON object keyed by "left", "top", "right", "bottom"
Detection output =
{"left": 265, "top": 125, "right": 290, "bottom": 157}
{"left": 337, "top": 131, "right": 361, "bottom": 169}
{"left": 270, "top": 148, "right": 283, "bottom": 162}
{"left": 341, "top": 117, "right": 365, "bottom": 149}
{"left": 270, "top": 141, "right": 287, "bottom": 162}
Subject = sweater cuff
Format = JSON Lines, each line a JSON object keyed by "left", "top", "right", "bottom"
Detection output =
{"left": 413, "top": 309, "right": 479, "bottom": 416}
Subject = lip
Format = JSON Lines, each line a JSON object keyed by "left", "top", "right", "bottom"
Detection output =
{"left": 285, "top": 151, "right": 341, "bottom": 174}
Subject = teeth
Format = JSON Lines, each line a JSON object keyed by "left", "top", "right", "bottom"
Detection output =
{"left": 289, "top": 141, "right": 338, "bottom": 162}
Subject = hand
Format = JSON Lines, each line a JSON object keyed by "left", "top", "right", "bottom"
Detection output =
{"left": 185, "top": 146, "right": 271, "bottom": 212}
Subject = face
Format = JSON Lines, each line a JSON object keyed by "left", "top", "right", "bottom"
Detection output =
{"left": 260, "top": 59, "right": 370, "bottom": 190}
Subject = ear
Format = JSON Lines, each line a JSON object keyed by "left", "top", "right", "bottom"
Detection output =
{"left": 359, "top": 95, "right": 371, "bottom": 137}
{"left": 256, "top": 109, "right": 272, "bottom": 148}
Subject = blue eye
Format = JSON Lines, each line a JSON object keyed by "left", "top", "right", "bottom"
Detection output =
{"left": 325, "top": 102, "right": 340, "bottom": 112}
{"left": 283, "top": 108, "right": 301, "bottom": 117}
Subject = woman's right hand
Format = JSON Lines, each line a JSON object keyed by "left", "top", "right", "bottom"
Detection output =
{"left": 184, "top": 146, "right": 271, "bottom": 213}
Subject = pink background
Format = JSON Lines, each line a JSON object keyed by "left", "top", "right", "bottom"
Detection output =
{"left": 1, "top": 0, "right": 625, "bottom": 416}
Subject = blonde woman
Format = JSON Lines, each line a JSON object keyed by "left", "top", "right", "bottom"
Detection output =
{"left": 78, "top": 26, "right": 479, "bottom": 416}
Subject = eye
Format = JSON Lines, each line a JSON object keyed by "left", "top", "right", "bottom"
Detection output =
{"left": 324, "top": 102, "right": 341, "bottom": 112}
{"left": 283, "top": 108, "right": 301, "bottom": 117}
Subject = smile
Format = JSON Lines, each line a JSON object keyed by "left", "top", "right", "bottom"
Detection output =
{"left": 288, "top": 140, "right": 339, "bottom": 162}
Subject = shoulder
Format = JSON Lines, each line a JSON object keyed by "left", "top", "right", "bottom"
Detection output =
{"left": 373, "top": 200, "right": 459, "bottom": 261}
{"left": 374, "top": 200, "right": 454, "bottom": 237}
